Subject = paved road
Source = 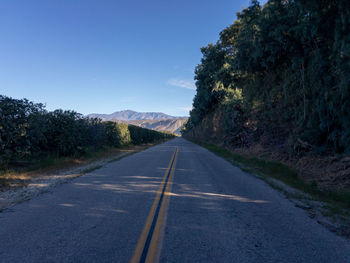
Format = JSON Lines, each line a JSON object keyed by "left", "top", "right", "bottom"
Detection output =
{"left": 0, "top": 138, "right": 349, "bottom": 262}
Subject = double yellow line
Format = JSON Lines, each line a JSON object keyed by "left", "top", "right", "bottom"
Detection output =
{"left": 130, "top": 147, "right": 178, "bottom": 263}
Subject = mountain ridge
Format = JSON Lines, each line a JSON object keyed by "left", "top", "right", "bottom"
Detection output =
{"left": 87, "top": 110, "right": 188, "bottom": 135}
{"left": 87, "top": 110, "right": 186, "bottom": 121}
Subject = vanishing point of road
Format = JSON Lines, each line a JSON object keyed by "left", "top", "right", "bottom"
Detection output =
{"left": 0, "top": 138, "right": 349, "bottom": 262}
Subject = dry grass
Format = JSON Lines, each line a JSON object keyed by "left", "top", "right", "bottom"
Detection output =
{"left": 190, "top": 139, "right": 350, "bottom": 237}
{"left": 0, "top": 143, "right": 155, "bottom": 190}
{"left": 194, "top": 140, "right": 350, "bottom": 209}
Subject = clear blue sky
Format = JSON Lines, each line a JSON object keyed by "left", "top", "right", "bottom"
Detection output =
{"left": 0, "top": 0, "right": 256, "bottom": 116}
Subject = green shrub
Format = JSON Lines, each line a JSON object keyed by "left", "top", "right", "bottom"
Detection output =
{"left": 184, "top": 0, "right": 350, "bottom": 154}
{"left": 0, "top": 95, "right": 174, "bottom": 169}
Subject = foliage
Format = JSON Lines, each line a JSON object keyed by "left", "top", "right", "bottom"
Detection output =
{"left": 183, "top": 0, "right": 350, "bottom": 154}
{"left": 103, "top": 122, "right": 131, "bottom": 147}
{"left": 128, "top": 125, "right": 174, "bottom": 145}
{"left": 0, "top": 95, "right": 174, "bottom": 168}
{"left": 116, "top": 123, "right": 132, "bottom": 146}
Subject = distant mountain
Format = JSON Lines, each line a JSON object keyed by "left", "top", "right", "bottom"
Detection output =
{"left": 125, "top": 119, "right": 187, "bottom": 135}
{"left": 87, "top": 110, "right": 188, "bottom": 135}
{"left": 87, "top": 110, "right": 183, "bottom": 121}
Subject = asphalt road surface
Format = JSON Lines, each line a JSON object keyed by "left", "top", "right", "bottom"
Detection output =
{"left": 0, "top": 138, "right": 349, "bottom": 262}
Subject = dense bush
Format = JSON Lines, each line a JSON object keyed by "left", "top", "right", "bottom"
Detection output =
{"left": 128, "top": 125, "right": 174, "bottom": 145}
{"left": 184, "top": 0, "right": 350, "bottom": 154}
{"left": 0, "top": 95, "right": 174, "bottom": 168}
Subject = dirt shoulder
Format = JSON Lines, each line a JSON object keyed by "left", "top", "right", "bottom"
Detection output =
{"left": 0, "top": 144, "right": 154, "bottom": 212}
{"left": 230, "top": 143, "right": 350, "bottom": 191}
{"left": 188, "top": 138, "right": 350, "bottom": 239}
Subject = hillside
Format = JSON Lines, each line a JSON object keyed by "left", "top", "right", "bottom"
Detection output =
{"left": 110, "top": 119, "right": 187, "bottom": 135}
{"left": 125, "top": 119, "right": 187, "bottom": 135}
{"left": 88, "top": 110, "right": 188, "bottom": 135}
{"left": 87, "top": 110, "right": 180, "bottom": 121}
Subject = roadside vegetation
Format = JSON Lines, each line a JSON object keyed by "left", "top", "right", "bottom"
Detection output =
{"left": 182, "top": 0, "right": 350, "bottom": 190}
{"left": 182, "top": 0, "right": 350, "bottom": 154}
{"left": 181, "top": 0, "right": 350, "bottom": 232}
{"left": 0, "top": 95, "right": 174, "bottom": 173}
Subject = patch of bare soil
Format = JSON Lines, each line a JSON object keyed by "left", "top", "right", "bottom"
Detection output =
{"left": 0, "top": 145, "right": 149, "bottom": 212}
{"left": 223, "top": 142, "right": 350, "bottom": 238}
{"left": 229, "top": 143, "right": 350, "bottom": 191}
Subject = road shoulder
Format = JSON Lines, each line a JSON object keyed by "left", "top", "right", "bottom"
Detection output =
{"left": 0, "top": 144, "right": 153, "bottom": 212}
{"left": 187, "top": 139, "right": 350, "bottom": 239}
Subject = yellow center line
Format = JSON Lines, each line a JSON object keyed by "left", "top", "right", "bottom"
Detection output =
{"left": 129, "top": 147, "right": 178, "bottom": 263}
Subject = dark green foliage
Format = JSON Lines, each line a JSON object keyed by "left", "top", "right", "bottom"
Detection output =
{"left": 190, "top": 43, "right": 227, "bottom": 125}
{"left": 128, "top": 125, "right": 174, "bottom": 145}
{"left": 0, "top": 96, "right": 45, "bottom": 165}
{"left": 184, "top": 0, "right": 350, "bottom": 154}
{"left": 0, "top": 95, "right": 174, "bottom": 168}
